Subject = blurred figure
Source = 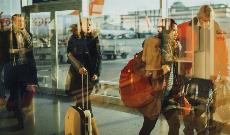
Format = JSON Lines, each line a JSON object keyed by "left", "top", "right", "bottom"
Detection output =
{"left": 0, "top": 14, "right": 37, "bottom": 130}
{"left": 0, "top": 59, "right": 5, "bottom": 109}
{"left": 65, "top": 18, "right": 101, "bottom": 135}
{"left": 139, "top": 18, "right": 183, "bottom": 135}
{"left": 177, "top": 5, "right": 229, "bottom": 135}
{"left": 0, "top": 54, "right": 5, "bottom": 110}
{"left": 178, "top": 5, "right": 228, "bottom": 78}
{"left": 0, "top": 13, "right": 7, "bottom": 109}
{"left": 0, "top": 58, "right": 6, "bottom": 110}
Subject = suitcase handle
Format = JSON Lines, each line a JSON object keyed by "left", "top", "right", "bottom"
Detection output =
{"left": 81, "top": 73, "right": 89, "bottom": 110}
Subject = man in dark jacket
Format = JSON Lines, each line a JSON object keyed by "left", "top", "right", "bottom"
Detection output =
{"left": 0, "top": 14, "right": 38, "bottom": 129}
{"left": 0, "top": 15, "right": 12, "bottom": 108}
{"left": 0, "top": 17, "right": 8, "bottom": 109}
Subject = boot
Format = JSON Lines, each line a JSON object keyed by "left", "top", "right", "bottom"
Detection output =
{"left": 13, "top": 107, "right": 24, "bottom": 130}
{"left": 92, "top": 117, "right": 99, "bottom": 135}
{"left": 0, "top": 97, "right": 5, "bottom": 109}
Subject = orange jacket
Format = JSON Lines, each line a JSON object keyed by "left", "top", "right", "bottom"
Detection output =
{"left": 177, "top": 19, "right": 229, "bottom": 79}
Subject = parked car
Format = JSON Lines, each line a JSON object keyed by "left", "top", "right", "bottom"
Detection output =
{"left": 122, "top": 33, "right": 136, "bottom": 39}
{"left": 101, "top": 41, "right": 128, "bottom": 60}
{"left": 99, "top": 29, "right": 136, "bottom": 39}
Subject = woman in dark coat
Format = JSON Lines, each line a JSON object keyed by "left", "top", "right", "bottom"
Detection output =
{"left": 66, "top": 21, "right": 101, "bottom": 135}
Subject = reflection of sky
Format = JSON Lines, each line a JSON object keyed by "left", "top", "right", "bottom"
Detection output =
{"left": 56, "top": 11, "right": 79, "bottom": 36}
{"left": 1, "top": 0, "right": 230, "bottom": 16}
{"left": 1, "top": 0, "right": 230, "bottom": 34}
{"left": 30, "top": 13, "right": 50, "bottom": 37}
{"left": 30, "top": 11, "right": 78, "bottom": 37}
{"left": 56, "top": 15, "right": 78, "bottom": 36}
{"left": 0, "top": 0, "right": 21, "bottom": 15}
{"left": 103, "top": 0, "right": 230, "bottom": 15}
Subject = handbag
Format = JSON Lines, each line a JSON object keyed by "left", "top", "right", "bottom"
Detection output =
{"left": 6, "top": 87, "right": 36, "bottom": 110}
{"left": 22, "top": 86, "right": 36, "bottom": 108}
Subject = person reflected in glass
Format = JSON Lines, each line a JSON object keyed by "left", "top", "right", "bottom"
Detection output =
{"left": 177, "top": 5, "right": 229, "bottom": 135}
{"left": 0, "top": 14, "right": 38, "bottom": 130}
{"left": 0, "top": 15, "right": 7, "bottom": 109}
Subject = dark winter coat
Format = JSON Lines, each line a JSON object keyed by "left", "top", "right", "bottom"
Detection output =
{"left": 0, "top": 30, "right": 38, "bottom": 88}
{"left": 66, "top": 33, "right": 101, "bottom": 95}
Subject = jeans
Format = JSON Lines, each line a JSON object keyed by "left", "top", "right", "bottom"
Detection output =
{"left": 139, "top": 109, "right": 180, "bottom": 135}
{"left": 0, "top": 64, "right": 5, "bottom": 98}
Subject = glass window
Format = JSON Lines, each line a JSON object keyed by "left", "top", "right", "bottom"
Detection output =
{"left": 1, "top": 1, "right": 230, "bottom": 134}
{"left": 30, "top": 12, "right": 51, "bottom": 88}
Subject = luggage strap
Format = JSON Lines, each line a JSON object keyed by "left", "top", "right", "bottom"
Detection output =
{"left": 81, "top": 73, "right": 89, "bottom": 110}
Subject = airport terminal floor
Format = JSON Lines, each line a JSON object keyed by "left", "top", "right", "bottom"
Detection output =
{"left": 0, "top": 92, "right": 230, "bottom": 135}
{"left": 0, "top": 93, "right": 145, "bottom": 135}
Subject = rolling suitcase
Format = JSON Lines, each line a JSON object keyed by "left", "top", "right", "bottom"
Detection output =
{"left": 65, "top": 74, "right": 92, "bottom": 135}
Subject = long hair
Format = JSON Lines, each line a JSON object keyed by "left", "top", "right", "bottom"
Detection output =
{"left": 158, "top": 18, "right": 177, "bottom": 38}
{"left": 157, "top": 18, "right": 177, "bottom": 48}
{"left": 197, "top": 5, "right": 214, "bottom": 20}
{"left": 157, "top": 18, "right": 178, "bottom": 61}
